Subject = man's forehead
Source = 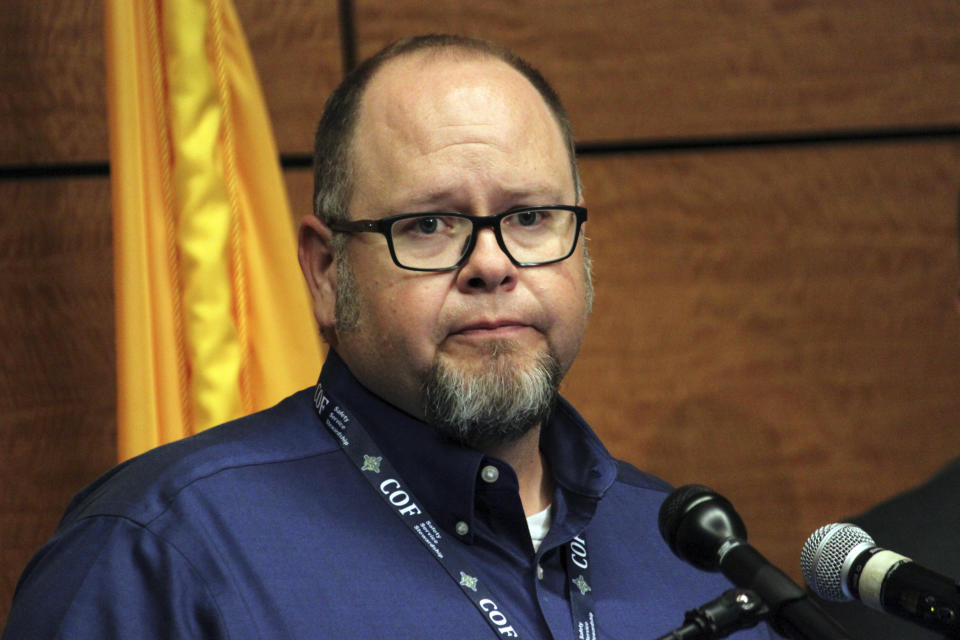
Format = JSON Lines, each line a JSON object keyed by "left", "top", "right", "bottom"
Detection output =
{"left": 343, "top": 48, "right": 576, "bottom": 214}
{"left": 356, "top": 51, "right": 556, "bottom": 141}
{"left": 368, "top": 49, "right": 521, "bottom": 94}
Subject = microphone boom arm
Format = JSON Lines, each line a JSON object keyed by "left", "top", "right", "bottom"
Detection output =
{"left": 721, "top": 543, "right": 851, "bottom": 640}
{"left": 658, "top": 485, "right": 853, "bottom": 640}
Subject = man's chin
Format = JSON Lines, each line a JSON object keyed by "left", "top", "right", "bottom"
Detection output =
{"left": 421, "top": 344, "right": 562, "bottom": 450}
{"left": 436, "top": 338, "right": 541, "bottom": 375}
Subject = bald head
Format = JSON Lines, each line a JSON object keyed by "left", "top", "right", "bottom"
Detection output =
{"left": 312, "top": 35, "right": 581, "bottom": 226}
{"left": 348, "top": 52, "right": 575, "bottom": 219}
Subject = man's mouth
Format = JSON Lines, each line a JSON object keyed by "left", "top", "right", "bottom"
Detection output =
{"left": 451, "top": 319, "right": 532, "bottom": 338}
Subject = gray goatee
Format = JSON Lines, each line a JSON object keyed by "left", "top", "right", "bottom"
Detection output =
{"left": 422, "top": 342, "right": 562, "bottom": 449}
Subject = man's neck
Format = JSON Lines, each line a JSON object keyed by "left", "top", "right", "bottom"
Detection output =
{"left": 484, "top": 427, "right": 553, "bottom": 517}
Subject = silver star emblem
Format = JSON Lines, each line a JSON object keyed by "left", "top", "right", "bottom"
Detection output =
{"left": 572, "top": 575, "right": 591, "bottom": 596}
{"left": 459, "top": 572, "right": 479, "bottom": 592}
{"left": 361, "top": 455, "right": 382, "bottom": 473}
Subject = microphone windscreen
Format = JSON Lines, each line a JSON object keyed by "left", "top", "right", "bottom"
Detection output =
{"left": 801, "top": 523, "right": 875, "bottom": 602}
{"left": 657, "top": 484, "right": 714, "bottom": 549}
{"left": 658, "top": 484, "right": 748, "bottom": 571}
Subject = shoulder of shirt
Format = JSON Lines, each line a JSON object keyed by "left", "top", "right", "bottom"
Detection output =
{"left": 59, "top": 387, "right": 338, "bottom": 529}
{"left": 612, "top": 458, "right": 674, "bottom": 494}
{"left": 551, "top": 396, "right": 674, "bottom": 497}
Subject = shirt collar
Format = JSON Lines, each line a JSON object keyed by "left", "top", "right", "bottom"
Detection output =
{"left": 317, "top": 350, "right": 618, "bottom": 538}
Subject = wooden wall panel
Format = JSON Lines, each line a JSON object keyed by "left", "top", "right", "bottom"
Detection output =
{"left": 233, "top": 0, "right": 342, "bottom": 156}
{"left": 0, "top": 178, "right": 116, "bottom": 623}
{"left": 351, "top": 1, "right": 960, "bottom": 144}
{"left": 0, "top": 0, "right": 342, "bottom": 165}
{"left": 566, "top": 143, "right": 960, "bottom": 579}
{"left": 0, "top": 1, "right": 106, "bottom": 164}
{"left": 5, "top": 2, "right": 956, "bottom": 158}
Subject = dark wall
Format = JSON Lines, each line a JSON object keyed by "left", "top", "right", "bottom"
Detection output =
{"left": 2, "top": 0, "right": 959, "bottom": 625}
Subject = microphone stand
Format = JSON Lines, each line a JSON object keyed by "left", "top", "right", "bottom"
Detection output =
{"left": 654, "top": 588, "right": 769, "bottom": 640}
{"left": 721, "top": 544, "right": 852, "bottom": 640}
{"left": 656, "top": 485, "right": 853, "bottom": 639}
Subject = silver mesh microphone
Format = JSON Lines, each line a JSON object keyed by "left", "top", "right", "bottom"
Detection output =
{"left": 800, "top": 523, "right": 875, "bottom": 601}
{"left": 801, "top": 522, "right": 960, "bottom": 637}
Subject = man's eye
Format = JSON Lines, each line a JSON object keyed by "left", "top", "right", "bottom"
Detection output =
{"left": 394, "top": 217, "right": 441, "bottom": 236}
{"left": 515, "top": 211, "right": 541, "bottom": 226}
{"left": 416, "top": 217, "right": 439, "bottom": 234}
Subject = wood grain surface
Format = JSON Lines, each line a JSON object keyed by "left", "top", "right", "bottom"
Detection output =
{"left": 232, "top": 0, "right": 342, "bottom": 157}
{"left": 567, "top": 143, "right": 960, "bottom": 578}
{"left": 0, "top": 178, "right": 116, "bottom": 618}
{"left": 352, "top": 1, "right": 960, "bottom": 143}
{"left": 0, "top": 0, "right": 343, "bottom": 166}
{"left": 0, "top": 1, "right": 106, "bottom": 164}
{"left": 4, "top": 1, "right": 957, "bottom": 163}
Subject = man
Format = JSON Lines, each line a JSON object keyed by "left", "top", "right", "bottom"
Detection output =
{"left": 3, "top": 36, "right": 771, "bottom": 639}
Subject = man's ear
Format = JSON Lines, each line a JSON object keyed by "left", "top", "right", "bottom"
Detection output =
{"left": 298, "top": 215, "right": 337, "bottom": 340}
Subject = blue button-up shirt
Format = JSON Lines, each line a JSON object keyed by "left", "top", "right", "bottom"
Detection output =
{"left": 3, "top": 352, "right": 771, "bottom": 639}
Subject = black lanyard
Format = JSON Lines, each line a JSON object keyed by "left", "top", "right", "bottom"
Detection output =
{"left": 313, "top": 381, "right": 598, "bottom": 639}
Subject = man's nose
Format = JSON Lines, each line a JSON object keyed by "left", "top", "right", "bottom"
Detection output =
{"left": 455, "top": 227, "right": 518, "bottom": 293}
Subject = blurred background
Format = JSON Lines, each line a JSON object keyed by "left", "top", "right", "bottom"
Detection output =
{"left": 2, "top": 0, "right": 959, "bottom": 625}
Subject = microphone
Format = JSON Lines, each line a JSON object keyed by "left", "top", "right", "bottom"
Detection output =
{"left": 659, "top": 485, "right": 852, "bottom": 640}
{"left": 802, "top": 522, "right": 960, "bottom": 637}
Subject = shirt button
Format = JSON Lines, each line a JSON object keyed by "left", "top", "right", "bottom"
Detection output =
{"left": 480, "top": 465, "right": 500, "bottom": 483}
{"left": 537, "top": 564, "right": 544, "bottom": 580}
{"left": 455, "top": 521, "right": 470, "bottom": 536}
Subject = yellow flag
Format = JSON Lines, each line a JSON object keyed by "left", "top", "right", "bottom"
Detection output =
{"left": 105, "top": 0, "right": 323, "bottom": 460}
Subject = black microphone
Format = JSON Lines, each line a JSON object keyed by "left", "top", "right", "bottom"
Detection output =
{"left": 659, "top": 485, "right": 852, "bottom": 640}
{"left": 802, "top": 522, "right": 960, "bottom": 638}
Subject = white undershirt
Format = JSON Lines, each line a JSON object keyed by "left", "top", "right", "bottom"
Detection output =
{"left": 526, "top": 504, "right": 553, "bottom": 552}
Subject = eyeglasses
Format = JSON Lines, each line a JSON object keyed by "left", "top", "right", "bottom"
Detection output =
{"left": 328, "top": 205, "right": 587, "bottom": 272}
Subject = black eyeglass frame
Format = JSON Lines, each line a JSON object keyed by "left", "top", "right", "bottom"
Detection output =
{"left": 327, "top": 205, "right": 588, "bottom": 272}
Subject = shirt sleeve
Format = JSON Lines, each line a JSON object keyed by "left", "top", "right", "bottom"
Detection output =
{"left": 2, "top": 515, "right": 226, "bottom": 639}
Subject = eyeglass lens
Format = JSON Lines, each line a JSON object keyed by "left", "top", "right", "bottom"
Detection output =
{"left": 389, "top": 209, "right": 578, "bottom": 269}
